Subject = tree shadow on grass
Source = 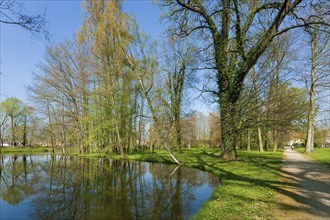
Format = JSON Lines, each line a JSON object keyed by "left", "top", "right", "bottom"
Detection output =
{"left": 192, "top": 153, "right": 330, "bottom": 218}
{"left": 200, "top": 150, "right": 220, "bottom": 159}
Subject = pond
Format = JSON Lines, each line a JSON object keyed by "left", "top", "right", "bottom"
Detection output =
{"left": 0, "top": 154, "right": 220, "bottom": 220}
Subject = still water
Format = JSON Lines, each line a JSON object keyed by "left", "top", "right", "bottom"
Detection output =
{"left": 0, "top": 154, "right": 220, "bottom": 220}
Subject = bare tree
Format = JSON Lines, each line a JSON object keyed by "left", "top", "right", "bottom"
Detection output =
{"left": 161, "top": 37, "right": 197, "bottom": 153}
{"left": 304, "top": 26, "right": 330, "bottom": 153}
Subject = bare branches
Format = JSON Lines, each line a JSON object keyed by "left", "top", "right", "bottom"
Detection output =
{"left": 175, "top": 0, "right": 219, "bottom": 37}
{"left": 0, "top": 0, "right": 47, "bottom": 36}
{"left": 272, "top": 21, "right": 330, "bottom": 39}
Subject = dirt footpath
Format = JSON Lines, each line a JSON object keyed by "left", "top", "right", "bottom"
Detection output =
{"left": 275, "top": 147, "right": 330, "bottom": 219}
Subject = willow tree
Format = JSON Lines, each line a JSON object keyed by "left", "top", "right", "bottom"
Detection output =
{"left": 160, "top": 0, "right": 329, "bottom": 159}
{"left": 79, "top": 0, "right": 140, "bottom": 157}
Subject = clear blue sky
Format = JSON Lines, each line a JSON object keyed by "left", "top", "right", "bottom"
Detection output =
{"left": 0, "top": 0, "right": 163, "bottom": 101}
{"left": 0, "top": 0, "right": 212, "bottom": 114}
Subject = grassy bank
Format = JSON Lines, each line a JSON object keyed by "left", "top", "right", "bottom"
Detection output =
{"left": 295, "top": 147, "right": 330, "bottom": 168}
{"left": 0, "top": 146, "right": 77, "bottom": 154}
{"left": 0, "top": 146, "right": 53, "bottom": 153}
{"left": 1, "top": 147, "right": 284, "bottom": 219}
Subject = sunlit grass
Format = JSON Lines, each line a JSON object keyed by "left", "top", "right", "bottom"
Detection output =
{"left": 0, "top": 146, "right": 52, "bottom": 153}
{"left": 295, "top": 147, "right": 330, "bottom": 168}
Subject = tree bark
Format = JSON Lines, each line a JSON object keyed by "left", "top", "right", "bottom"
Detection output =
{"left": 219, "top": 96, "right": 238, "bottom": 159}
{"left": 258, "top": 125, "right": 264, "bottom": 152}
{"left": 136, "top": 74, "right": 180, "bottom": 164}
{"left": 273, "top": 130, "right": 278, "bottom": 152}
{"left": 174, "top": 111, "right": 182, "bottom": 153}
{"left": 10, "top": 115, "right": 15, "bottom": 146}
{"left": 247, "top": 129, "right": 251, "bottom": 151}
{"left": 305, "top": 31, "right": 316, "bottom": 154}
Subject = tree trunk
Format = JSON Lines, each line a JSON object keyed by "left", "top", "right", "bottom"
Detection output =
{"left": 114, "top": 111, "right": 125, "bottom": 159}
{"left": 305, "top": 32, "right": 316, "bottom": 154}
{"left": 22, "top": 115, "right": 27, "bottom": 147}
{"left": 47, "top": 105, "right": 55, "bottom": 154}
{"left": 258, "top": 125, "right": 263, "bottom": 152}
{"left": 136, "top": 75, "right": 180, "bottom": 164}
{"left": 0, "top": 126, "right": 3, "bottom": 147}
{"left": 61, "top": 101, "right": 67, "bottom": 155}
{"left": 174, "top": 114, "right": 182, "bottom": 153}
{"left": 10, "top": 116, "right": 15, "bottom": 146}
{"left": 72, "top": 99, "right": 82, "bottom": 154}
{"left": 247, "top": 129, "right": 251, "bottom": 151}
{"left": 219, "top": 97, "right": 238, "bottom": 160}
{"left": 273, "top": 130, "right": 278, "bottom": 152}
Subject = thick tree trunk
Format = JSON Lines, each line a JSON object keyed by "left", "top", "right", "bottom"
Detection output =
{"left": 273, "top": 130, "right": 278, "bottom": 152}
{"left": 219, "top": 97, "right": 238, "bottom": 160}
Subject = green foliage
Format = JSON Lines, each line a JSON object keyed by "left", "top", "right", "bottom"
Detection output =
{"left": 1, "top": 97, "right": 30, "bottom": 145}
{"left": 1, "top": 97, "right": 24, "bottom": 118}
{"left": 159, "top": 0, "right": 318, "bottom": 158}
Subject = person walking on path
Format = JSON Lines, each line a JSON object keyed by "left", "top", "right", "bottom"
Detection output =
{"left": 275, "top": 147, "right": 330, "bottom": 219}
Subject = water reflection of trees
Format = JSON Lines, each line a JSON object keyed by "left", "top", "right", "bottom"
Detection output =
{"left": 0, "top": 155, "right": 219, "bottom": 220}
{"left": 0, "top": 155, "right": 42, "bottom": 205}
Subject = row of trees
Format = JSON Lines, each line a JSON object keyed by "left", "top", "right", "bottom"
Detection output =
{"left": 0, "top": 95, "right": 220, "bottom": 151}
{"left": 0, "top": 98, "right": 34, "bottom": 146}
{"left": 2, "top": 0, "right": 329, "bottom": 163}
{"left": 160, "top": 0, "right": 329, "bottom": 159}
{"left": 27, "top": 1, "right": 195, "bottom": 159}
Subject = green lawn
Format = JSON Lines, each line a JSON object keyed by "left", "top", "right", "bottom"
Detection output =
{"left": 295, "top": 147, "right": 330, "bottom": 168}
{"left": 1, "top": 147, "right": 285, "bottom": 219}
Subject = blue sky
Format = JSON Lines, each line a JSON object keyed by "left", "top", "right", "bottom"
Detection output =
{"left": 0, "top": 0, "right": 163, "bottom": 102}
{"left": 0, "top": 0, "right": 213, "bottom": 114}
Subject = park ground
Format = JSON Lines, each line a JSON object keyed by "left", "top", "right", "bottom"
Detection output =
{"left": 274, "top": 147, "right": 330, "bottom": 219}
{"left": 1, "top": 146, "right": 329, "bottom": 219}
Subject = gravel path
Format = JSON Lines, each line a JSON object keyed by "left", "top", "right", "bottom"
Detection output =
{"left": 275, "top": 147, "right": 330, "bottom": 219}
